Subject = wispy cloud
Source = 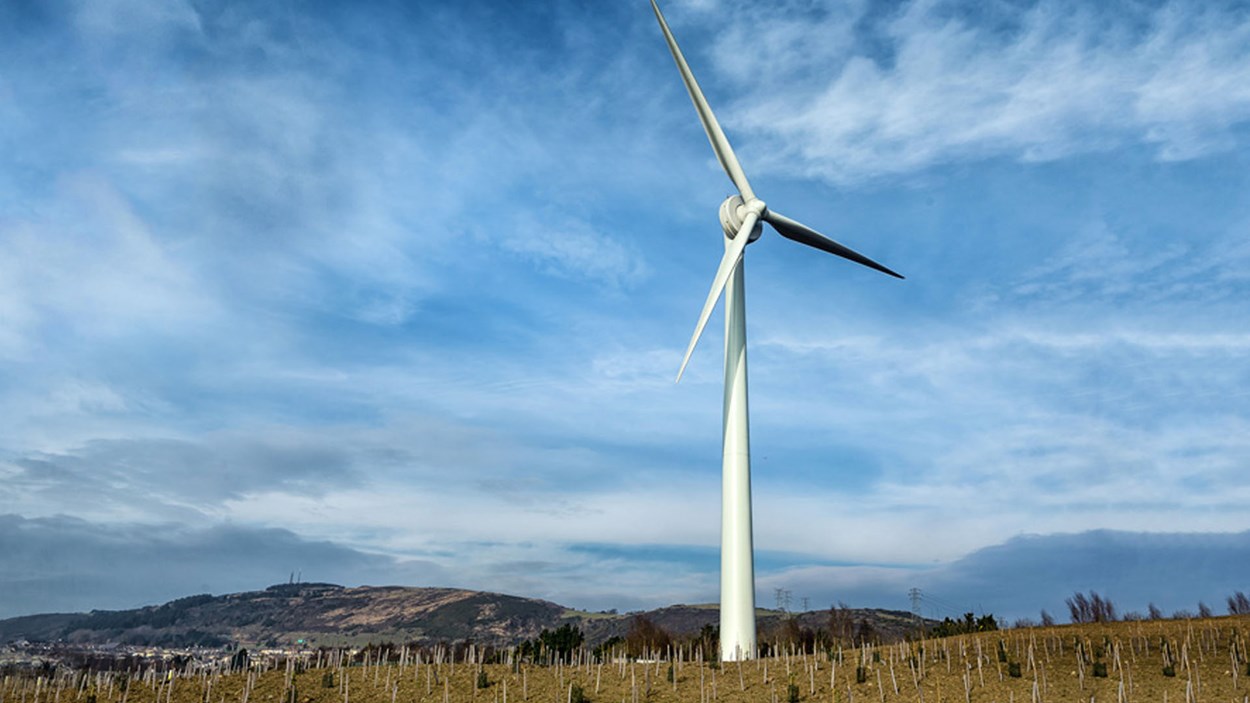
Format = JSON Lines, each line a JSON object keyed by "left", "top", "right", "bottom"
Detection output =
{"left": 504, "top": 213, "right": 649, "bottom": 288}
{"left": 698, "top": 0, "right": 1250, "bottom": 182}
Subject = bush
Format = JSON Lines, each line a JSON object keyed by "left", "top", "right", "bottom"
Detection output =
{"left": 787, "top": 683, "right": 800, "bottom": 703}
{"left": 539, "top": 624, "right": 585, "bottom": 662}
{"left": 1092, "top": 662, "right": 1108, "bottom": 678}
{"left": 855, "top": 667, "right": 868, "bottom": 684}
{"left": 1229, "top": 591, "right": 1250, "bottom": 615}
{"left": 476, "top": 671, "right": 490, "bottom": 689}
{"left": 1007, "top": 662, "right": 1022, "bottom": 678}
{"left": 1066, "top": 591, "right": 1116, "bottom": 623}
{"left": 321, "top": 673, "right": 334, "bottom": 689}
{"left": 592, "top": 636, "right": 623, "bottom": 660}
{"left": 1162, "top": 665, "right": 1176, "bottom": 677}
{"left": 570, "top": 684, "right": 589, "bottom": 703}
{"left": 930, "top": 612, "right": 999, "bottom": 638}
{"left": 997, "top": 641, "right": 1008, "bottom": 663}
{"left": 624, "top": 615, "right": 671, "bottom": 658}
{"left": 666, "top": 665, "right": 674, "bottom": 682}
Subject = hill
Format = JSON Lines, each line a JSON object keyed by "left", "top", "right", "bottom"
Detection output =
{"left": 0, "top": 583, "right": 927, "bottom": 647}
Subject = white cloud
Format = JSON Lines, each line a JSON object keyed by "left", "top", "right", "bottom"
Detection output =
{"left": 72, "top": 0, "right": 201, "bottom": 43}
{"left": 744, "top": 307, "right": 1250, "bottom": 545}
{"left": 999, "top": 219, "right": 1250, "bottom": 306}
{"left": 0, "top": 175, "right": 221, "bottom": 355}
{"left": 709, "top": 0, "right": 1250, "bottom": 182}
{"left": 503, "top": 213, "right": 649, "bottom": 288}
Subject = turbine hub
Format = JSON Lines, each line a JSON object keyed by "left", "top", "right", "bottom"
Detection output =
{"left": 720, "top": 195, "right": 765, "bottom": 242}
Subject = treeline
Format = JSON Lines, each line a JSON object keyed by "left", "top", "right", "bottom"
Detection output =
{"left": 1008, "top": 590, "right": 1250, "bottom": 628}
{"left": 519, "top": 606, "right": 904, "bottom": 663}
{"left": 329, "top": 606, "right": 908, "bottom": 667}
{"left": 929, "top": 612, "right": 999, "bottom": 638}
{"left": 62, "top": 595, "right": 219, "bottom": 634}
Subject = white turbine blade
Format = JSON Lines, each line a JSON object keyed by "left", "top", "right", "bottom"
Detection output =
{"left": 676, "top": 211, "right": 760, "bottom": 382}
{"left": 650, "top": 0, "right": 755, "bottom": 201}
{"left": 764, "top": 210, "right": 904, "bottom": 279}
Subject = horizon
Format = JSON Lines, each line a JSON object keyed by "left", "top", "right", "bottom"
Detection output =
{"left": 2, "top": 0, "right": 1249, "bottom": 625}
{"left": 3, "top": 573, "right": 1230, "bottom": 625}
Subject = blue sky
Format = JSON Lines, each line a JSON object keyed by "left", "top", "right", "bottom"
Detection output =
{"left": 2, "top": 0, "right": 1250, "bottom": 624}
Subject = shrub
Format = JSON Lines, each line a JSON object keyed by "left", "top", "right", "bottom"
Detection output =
{"left": 624, "top": 615, "right": 671, "bottom": 658}
{"left": 1066, "top": 591, "right": 1117, "bottom": 623}
{"left": 1092, "top": 662, "right": 1108, "bottom": 678}
{"left": 787, "top": 683, "right": 800, "bottom": 703}
{"left": 321, "top": 673, "right": 334, "bottom": 689}
{"left": 539, "top": 624, "right": 585, "bottom": 662}
{"left": 570, "top": 684, "right": 589, "bottom": 703}
{"left": 476, "top": 671, "right": 490, "bottom": 689}
{"left": 1162, "top": 665, "right": 1176, "bottom": 677}
{"left": 855, "top": 667, "right": 868, "bottom": 684}
{"left": 997, "top": 641, "right": 1008, "bottom": 663}
{"left": 1229, "top": 591, "right": 1250, "bottom": 615}
{"left": 930, "top": 613, "right": 999, "bottom": 638}
{"left": 1007, "top": 662, "right": 1022, "bottom": 678}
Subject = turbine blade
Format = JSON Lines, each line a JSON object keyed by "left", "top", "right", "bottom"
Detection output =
{"left": 651, "top": 0, "right": 755, "bottom": 201}
{"left": 764, "top": 210, "right": 904, "bottom": 280}
{"left": 677, "top": 212, "right": 759, "bottom": 382}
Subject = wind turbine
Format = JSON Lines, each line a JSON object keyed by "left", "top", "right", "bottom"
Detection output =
{"left": 650, "top": 0, "right": 903, "bottom": 661}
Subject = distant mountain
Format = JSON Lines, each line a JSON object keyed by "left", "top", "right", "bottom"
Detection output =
{"left": 0, "top": 583, "right": 928, "bottom": 648}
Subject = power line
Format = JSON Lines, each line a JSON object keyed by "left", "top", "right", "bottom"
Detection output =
{"left": 908, "top": 588, "right": 922, "bottom": 632}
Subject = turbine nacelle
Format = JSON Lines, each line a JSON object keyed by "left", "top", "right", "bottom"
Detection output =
{"left": 719, "top": 195, "right": 765, "bottom": 242}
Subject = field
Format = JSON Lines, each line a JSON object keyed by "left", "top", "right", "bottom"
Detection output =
{"left": 6, "top": 616, "right": 1250, "bottom": 703}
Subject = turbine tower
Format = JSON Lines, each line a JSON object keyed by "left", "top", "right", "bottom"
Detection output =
{"left": 651, "top": 0, "right": 903, "bottom": 661}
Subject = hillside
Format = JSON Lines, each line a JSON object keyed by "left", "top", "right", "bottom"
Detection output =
{"left": 0, "top": 583, "right": 927, "bottom": 648}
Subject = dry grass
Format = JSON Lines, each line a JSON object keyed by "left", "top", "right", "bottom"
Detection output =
{"left": 8, "top": 616, "right": 1250, "bottom": 703}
